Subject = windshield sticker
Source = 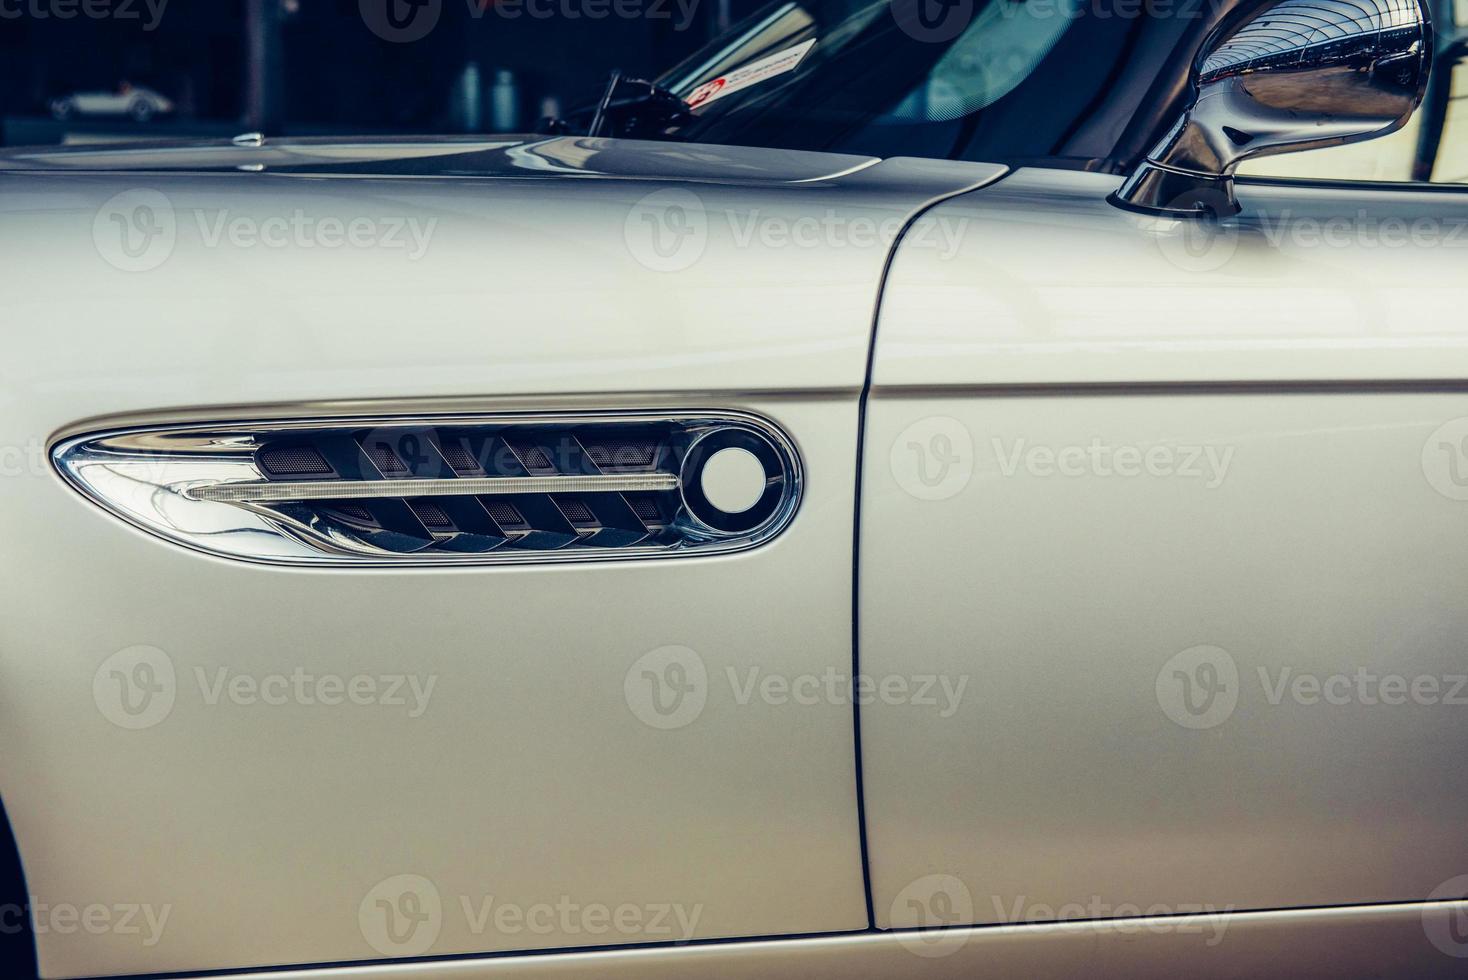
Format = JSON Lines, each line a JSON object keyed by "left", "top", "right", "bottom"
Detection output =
{"left": 686, "top": 39, "right": 817, "bottom": 110}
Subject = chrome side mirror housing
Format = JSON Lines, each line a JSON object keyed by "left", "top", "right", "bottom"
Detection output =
{"left": 1112, "top": 0, "right": 1432, "bottom": 217}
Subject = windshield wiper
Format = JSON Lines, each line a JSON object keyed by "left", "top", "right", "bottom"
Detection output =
{"left": 540, "top": 71, "right": 695, "bottom": 140}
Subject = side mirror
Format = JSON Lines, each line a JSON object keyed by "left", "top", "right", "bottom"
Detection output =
{"left": 1113, "top": 0, "right": 1432, "bottom": 217}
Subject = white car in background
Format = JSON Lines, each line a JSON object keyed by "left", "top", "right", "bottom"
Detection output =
{"left": 49, "top": 83, "right": 174, "bottom": 123}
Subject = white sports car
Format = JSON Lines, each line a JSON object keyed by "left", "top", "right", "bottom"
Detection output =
{"left": 3, "top": 0, "right": 1468, "bottom": 977}
{"left": 49, "top": 84, "right": 174, "bottom": 123}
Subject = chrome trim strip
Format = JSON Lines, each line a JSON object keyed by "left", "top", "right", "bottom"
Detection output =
{"left": 189, "top": 473, "right": 680, "bottom": 503}
{"left": 51, "top": 409, "right": 804, "bottom": 568}
{"left": 139, "top": 899, "right": 1468, "bottom": 979}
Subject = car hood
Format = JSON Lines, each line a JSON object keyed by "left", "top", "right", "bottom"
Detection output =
{"left": 0, "top": 136, "right": 1004, "bottom": 405}
{"left": 0, "top": 135, "right": 884, "bottom": 185}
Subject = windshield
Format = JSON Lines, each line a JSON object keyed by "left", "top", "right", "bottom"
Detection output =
{"left": 628, "top": 0, "right": 1146, "bottom": 163}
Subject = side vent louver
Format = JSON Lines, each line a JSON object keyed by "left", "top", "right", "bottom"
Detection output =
{"left": 52, "top": 413, "right": 801, "bottom": 566}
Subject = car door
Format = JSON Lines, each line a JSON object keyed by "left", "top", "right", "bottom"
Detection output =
{"left": 860, "top": 166, "right": 1468, "bottom": 947}
{"left": 0, "top": 138, "right": 998, "bottom": 978}
{"left": 73, "top": 92, "right": 116, "bottom": 114}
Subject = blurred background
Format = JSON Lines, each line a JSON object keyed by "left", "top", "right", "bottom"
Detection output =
{"left": 0, "top": 0, "right": 763, "bottom": 146}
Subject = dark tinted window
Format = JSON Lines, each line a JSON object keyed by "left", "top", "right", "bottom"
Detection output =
{"left": 651, "top": 0, "right": 1228, "bottom": 168}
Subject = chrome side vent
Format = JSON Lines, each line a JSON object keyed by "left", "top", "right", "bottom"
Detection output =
{"left": 52, "top": 413, "right": 801, "bottom": 566}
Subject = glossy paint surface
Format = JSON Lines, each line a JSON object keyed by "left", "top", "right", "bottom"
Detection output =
{"left": 0, "top": 143, "right": 1002, "bottom": 977}
{"left": 876, "top": 169, "right": 1468, "bottom": 386}
{"left": 862, "top": 167, "right": 1468, "bottom": 932}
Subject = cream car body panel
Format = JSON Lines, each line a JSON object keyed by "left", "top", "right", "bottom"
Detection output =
{"left": 872, "top": 170, "right": 1468, "bottom": 386}
{"left": 6, "top": 121, "right": 1468, "bottom": 980}
{"left": 862, "top": 168, "right": 1468, "bottom": 928}
{"left": 0, "top": 137, "right": 999, "bottom": 978}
